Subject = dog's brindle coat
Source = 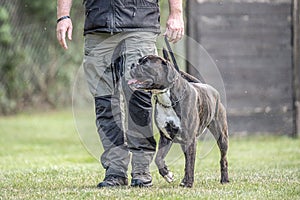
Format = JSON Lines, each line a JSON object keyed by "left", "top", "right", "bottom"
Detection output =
{"left": 128, "top": 55, "right": 229, "bottom": 187}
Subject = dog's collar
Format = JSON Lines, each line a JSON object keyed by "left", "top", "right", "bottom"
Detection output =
{"left": 154, "top": 90, "right": 172, "bottom": 108}
{"left": 154, "top": 75, "right": 188, "bottom": 108}
{"left": 151, "top": 88, "right": 169, "bottom": 95}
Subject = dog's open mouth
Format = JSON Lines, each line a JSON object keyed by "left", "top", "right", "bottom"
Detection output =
{"left": 128, "top": 78, "right": 153, "bottom": 89}
{"left": 127, "top": 79, "right": 140, "bottom": 85}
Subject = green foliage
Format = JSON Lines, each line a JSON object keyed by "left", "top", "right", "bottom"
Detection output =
{"left": 0, "top": 6, "right": 26, "bottom": 114}
{"left": 21, "top": 1, "right": 56, "bottom": 23}
{"left": 0, "top": 1, "right": 84, "bottom": 115}
{"left": 0, "top": 111, "right": 300, "bottom": 199}
{"left": 0, "top": 7, "right": 12, "bottom": 45}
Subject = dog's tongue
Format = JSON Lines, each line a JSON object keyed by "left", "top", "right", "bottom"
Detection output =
{"left": 128, "top": 79, "right": 138, "bottom": 85}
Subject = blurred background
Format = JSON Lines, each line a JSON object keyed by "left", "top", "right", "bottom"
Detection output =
{"left": 187, "top": 0, "right": 299, "bottom": 137}
{"left": 0, "top": 0, "right": 299, "bottom": 137}
{"left": 0, "top": 0, "right": 84, "bottom": 114}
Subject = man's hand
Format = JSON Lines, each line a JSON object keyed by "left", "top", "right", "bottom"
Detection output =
{"left": 164, "top": 14, "right": 184, "bottom": 43}
{"left": 164, "top": 0, "right": 184, "bottom": 43}
{"left": 56, "top": 18, "right": 73, "bottom": 50}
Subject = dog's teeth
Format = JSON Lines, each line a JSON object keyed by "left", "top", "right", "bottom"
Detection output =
{"left": 164, "top": 171, "right": 174, "bottom": 183}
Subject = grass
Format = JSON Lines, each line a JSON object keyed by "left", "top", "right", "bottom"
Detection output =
{"left": 0, "top": 110, "right": 299, "bottom": 199}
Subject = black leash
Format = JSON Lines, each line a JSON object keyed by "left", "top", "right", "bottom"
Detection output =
{"left": 164, "top": 36, "right": 180, "bottom": 72}
{"left": 164, "top": 36, "right": 202, "bottom": 83}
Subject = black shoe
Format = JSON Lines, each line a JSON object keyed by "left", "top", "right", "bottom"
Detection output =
{"left": 97, "top": 175, "right": 128, "bottom": 188}
{"left": 131, "top": 179, "right": 153, "bottom": 187}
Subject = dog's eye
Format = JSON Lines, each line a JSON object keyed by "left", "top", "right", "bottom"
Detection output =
{"left": 138, "top": 56, "right": 148, "bottom": 65}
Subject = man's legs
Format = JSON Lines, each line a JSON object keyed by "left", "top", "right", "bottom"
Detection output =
{"left": 120, "top": 32, "right": 158, "bottom": 187}
{"left": 83, "top": 32, "right": 158, "bottom": 187}
{"left": 83, "top": 33, "right": 130, "bottom": 186}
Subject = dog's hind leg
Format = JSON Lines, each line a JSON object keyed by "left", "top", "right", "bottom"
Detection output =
{"left": 208, "top": 103, "right": 229, "bottom": 184}
{"left": 180, "top": 138, "right": 197, "bottom": 188}
{"left": 155, "top": 131, "right": 174, "bottom": 183}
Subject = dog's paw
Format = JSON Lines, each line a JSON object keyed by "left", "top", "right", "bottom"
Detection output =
{"left": 179, "top": 181, "right": 193, "bottom": 188}
{"left": 179, "top": 178, "right": 193, "bottom": 188}
{"left": 220, "top": 179, "right": 230, "bottom": 184}
{"left": 163, "top": 171, "right": 174, "bottom": 183}
{"left": 220, "top": 173, "right": 229, "bottom": 184}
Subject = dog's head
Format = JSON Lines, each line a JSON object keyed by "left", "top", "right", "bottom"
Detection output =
{"left": 128, "top": 55, "right": 177, "bottom": 91}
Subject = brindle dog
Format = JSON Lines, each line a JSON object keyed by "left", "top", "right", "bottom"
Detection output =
{"left": 128, "top": 55, "right": 229, "bottom": 187}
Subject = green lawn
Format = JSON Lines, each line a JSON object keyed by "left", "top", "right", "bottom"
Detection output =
{"left": 0, "top": 110, "right": 299, "bottom": 199}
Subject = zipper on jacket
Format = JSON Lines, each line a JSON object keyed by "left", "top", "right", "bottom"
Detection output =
{"left": 110, "top": 0, "right": 115, "bottom": 35}
{"left": 132, "top": 0, "right": 137, "bottom": 17}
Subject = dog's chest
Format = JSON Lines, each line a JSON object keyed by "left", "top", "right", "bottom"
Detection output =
{"left": 154, "top": 92, "right": 182, "bottom": 141}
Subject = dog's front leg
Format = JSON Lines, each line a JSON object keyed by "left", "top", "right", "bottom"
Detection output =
{"left": 155, "top": 130, "right": 174, "bottom": 183}
{"left": 180, "top": 138, "right": 197, "bottom": 188}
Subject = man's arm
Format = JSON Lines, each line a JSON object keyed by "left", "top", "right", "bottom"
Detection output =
{"left": 164, "top": 0, "right": 184, "bottom": 43}
{"left": 56, "top": 0, "right": 73, "bottom": 50}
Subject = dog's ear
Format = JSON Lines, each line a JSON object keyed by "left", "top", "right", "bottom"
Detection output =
{"left": 162, "top": 48, "right": 170, "bottom": 62}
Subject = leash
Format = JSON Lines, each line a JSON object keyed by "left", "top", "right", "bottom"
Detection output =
{"left": 164, "top": 36, "right": 180, "bottom": 72}
{"left": 164, "top": 36, "right": 202, "bottom": 83}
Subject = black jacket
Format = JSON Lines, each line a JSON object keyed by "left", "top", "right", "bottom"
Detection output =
{"left": 83, "top": 0, "right": 161, "bottom": 35}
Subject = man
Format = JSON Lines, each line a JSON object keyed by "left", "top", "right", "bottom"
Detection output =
{"left": 56, "top": 0, "right": 184, "bottom": 187}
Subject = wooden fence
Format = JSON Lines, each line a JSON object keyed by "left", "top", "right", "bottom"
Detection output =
{"left": 186, "top": 0, "right": 300, "bottom": 136}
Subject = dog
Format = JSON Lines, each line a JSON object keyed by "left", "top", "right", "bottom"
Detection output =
{"left": 128, "top": 55, "right": 229, "bottom": 187}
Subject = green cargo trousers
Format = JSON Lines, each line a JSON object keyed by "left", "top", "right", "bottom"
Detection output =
{"left": 83, "top": 32, "right": 158, "bottom": 180}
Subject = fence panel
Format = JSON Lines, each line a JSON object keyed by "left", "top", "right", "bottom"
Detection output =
{"left": 187, "top": 0, "right": 294, "bottom": 135}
